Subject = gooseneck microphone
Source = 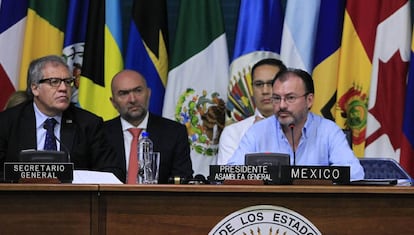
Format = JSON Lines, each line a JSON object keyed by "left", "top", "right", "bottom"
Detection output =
{"left": 289, "top": 123, "right": 296, "bottom": 166}
{"left": 43, "top": 124, "right": 71, "bottom": 163}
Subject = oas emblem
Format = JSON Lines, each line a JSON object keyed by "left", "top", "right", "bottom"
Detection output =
{"left": 209, "top": 205, "right": 321, "bottom": 235}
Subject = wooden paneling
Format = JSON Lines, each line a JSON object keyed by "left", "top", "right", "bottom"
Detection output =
{"left": 0, "top": 184, "right": 99, "bottom": 235}
{"left": 99, "top": 185, "right": 414, "bottom": 235}
{"left": 1, "top": 184, "right": 413, "bottom": 234}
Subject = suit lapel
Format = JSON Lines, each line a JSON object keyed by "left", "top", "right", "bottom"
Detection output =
{"left": 19, "top": 103, "right": 37, "bottom": 150}
{"left": 61, "top": 108, "right": 76, "bottom": 152}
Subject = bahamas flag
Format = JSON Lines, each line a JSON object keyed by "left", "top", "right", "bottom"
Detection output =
{"left": 226, "top": 0, "right": 284, "bottom": 124}
{"left": 79, "top": 0, "right": 123, "bottom": 120}
{"left": 162, "top": 0, "right": 229, "bottom": 177}
{"left": 19, "top": 0, "right": 67, "bottom": 90}
{"left": 401, "top": 26, "right": 414, "bottom": 177}
{"left": 311, "top": 0, "right": 346, "bottom": 119}
{"left": 336, "top": 0, "right": 410, "bottom": 158}
{"left": 0, "top": 0, "right": 27, "bottom": 109}
{"left": 125, "top": 0, "right": 168, "bottom": 115}
{"left": 280, "top": 0, "right": 320, "bottom": 72}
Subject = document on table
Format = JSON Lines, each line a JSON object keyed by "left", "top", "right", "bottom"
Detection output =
{"left": 72, "top": 170, "right": 123, "bottom": 184}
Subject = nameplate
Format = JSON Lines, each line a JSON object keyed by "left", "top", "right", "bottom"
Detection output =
{"left": 209, "top": 165, "right": 282, "bottom": 184}
{"left": 281, "top": 166, "right": 350, "bottom": 184}
{"left": 4, "top": 162, "right": 74, "bottom": 183}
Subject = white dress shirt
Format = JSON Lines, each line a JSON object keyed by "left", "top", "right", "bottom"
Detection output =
{"left": 217, "top": 109, "right": 264, "bottom": 164}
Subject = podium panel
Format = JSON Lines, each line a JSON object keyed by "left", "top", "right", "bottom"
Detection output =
{"left": 99, "top": 185, "right": 414, "bottom": 235}
{"left": 0, "top": 184, "right": 413, "bottom": 234}
{"left": 0, "top": 184, "right": 99, "bottom": 235}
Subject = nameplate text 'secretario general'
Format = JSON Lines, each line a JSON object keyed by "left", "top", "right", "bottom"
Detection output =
{"left": 4, "top": 162, "right": 74, "bottom": 183}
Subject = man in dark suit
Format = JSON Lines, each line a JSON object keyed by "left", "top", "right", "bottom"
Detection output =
{"left": 104, "top": 69, "right": 193, "bottom": 184}
{"left": 0, "top": 55, "right": 124, "bottom": 180}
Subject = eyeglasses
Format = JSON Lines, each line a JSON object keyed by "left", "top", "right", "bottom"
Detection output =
{"left": 38, "top": 77, "right": 75, "bottom": 87}
{"left": 252, "top": 80, "right": 273, "bottom": 88}
{"left": 271, "top": 93, "right": 309, "bottom": 104}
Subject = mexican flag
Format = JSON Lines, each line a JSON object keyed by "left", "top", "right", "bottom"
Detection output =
{"left": 162, "top": 0, "right": 229, "bottom": 177}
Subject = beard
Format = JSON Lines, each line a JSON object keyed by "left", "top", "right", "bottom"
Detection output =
{"left": 277, "top": 108, "right": 308, "bottom": 127}
{"left": 121, "top": 105, "right": 148, "bottom": 124}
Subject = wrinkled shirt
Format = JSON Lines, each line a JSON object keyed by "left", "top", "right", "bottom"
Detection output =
{"left": 227, "top": 113, "right": 365, "bottom": 180}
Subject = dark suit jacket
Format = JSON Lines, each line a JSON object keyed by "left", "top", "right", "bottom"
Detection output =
{"left": 0, "top": 101, "right": 124, "bottom": 180}
{"left": 104, "top": 113, "right": 193, "bottom": 183}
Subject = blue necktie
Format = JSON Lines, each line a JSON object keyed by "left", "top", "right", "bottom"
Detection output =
{"left": 44, "top": 118, "right": 57, "bottom": 150}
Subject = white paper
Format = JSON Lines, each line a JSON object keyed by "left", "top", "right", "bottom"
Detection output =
{"left": 72, "top": 170, "right": 123, "bottom": 184}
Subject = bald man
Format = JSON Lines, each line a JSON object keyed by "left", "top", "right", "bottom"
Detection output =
{"left": 104, "top": 69, "right": 193, "bottom": 183}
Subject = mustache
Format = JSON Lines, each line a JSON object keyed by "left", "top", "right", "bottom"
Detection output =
{"left": 278, "top": 108, "right": 290, "bottom": 114}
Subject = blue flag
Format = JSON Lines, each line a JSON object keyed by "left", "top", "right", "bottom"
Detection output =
{"left": 125, "top": 0, "right": 168, "bottom": 115}
{"left": 226, "top": 0, "right": 284, "bottom": 123}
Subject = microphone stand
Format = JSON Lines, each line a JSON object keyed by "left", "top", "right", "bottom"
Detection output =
{"left": 289, "top": 124, "right": 296, "bottom": 166}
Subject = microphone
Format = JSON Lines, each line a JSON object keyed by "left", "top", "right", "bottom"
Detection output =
{"left": 168, "top": 174, "right": 209, "bottom": 184}
{"left": 189, "top": 174, "right": 209, "bottom": 184}
{"left": 43, "top": 123, "right": 71, "bottom": 163}
{"left": 289, "top": 123, "right": 296, "bottom": 166}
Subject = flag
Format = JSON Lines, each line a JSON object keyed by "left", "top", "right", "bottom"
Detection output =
{"left": 162, "top": 0, "right": 229, "bottom": 177}
{"left": 62, "top": 0, "right": 89, "bottom": 106}
{"left": 336, "top": 0, "right": 410, "bottom": 157}
{"left": 0, "top": 0, "right": 27, "bottom": 109}
{"left": 226, "top": 0, "right": 284, "bottom": 123}
{"left": 79, "top": 0, "right": 123, "bottom": 120}
{"left": 18, "top": 0, "right": 67, "bottom": 91}
{"left": 311, "top": 0, "right": 346, "bottom": 119}
{"left": 125, "top": 0, "right": 168, "bottom": 116}
{"left": 280, "top": 0, "right": 320, "bottom": 72}
{"left": 364, "top": 1, "right": 410, "bottom": 160}
{"left": 62, "top": 0, "right": 89, "bottom": 73}
{"left": 400, "top": 26, "right": 414, "bottom": 177}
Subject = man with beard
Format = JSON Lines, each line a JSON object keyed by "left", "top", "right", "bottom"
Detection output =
{"left": 227, "top": 68, "right": 364, "bottom": 181}
{"left": 104, "top": 70, "right": 193, "bottom": 184}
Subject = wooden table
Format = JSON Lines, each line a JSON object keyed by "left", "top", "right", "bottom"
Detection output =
{"left": 0, "top": 184, "right": 99, "bottom": 235}
{"left": 1, "top": 184, "right": 413, "bottom": 234}
{"left": 99, "top": 184, "right": 414, "bottom": 235}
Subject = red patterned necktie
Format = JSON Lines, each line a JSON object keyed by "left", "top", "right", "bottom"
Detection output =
{"left": 127, "top": 128, "right": 142, "bottom": 184}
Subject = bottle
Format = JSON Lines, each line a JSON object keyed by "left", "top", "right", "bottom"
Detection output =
{"left": 138, "top": 131, "right": 153, "bottom": 183}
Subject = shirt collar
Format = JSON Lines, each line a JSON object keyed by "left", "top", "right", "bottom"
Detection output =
{"left": 33, "top": 102, "right": 62, "bottom": 129}
{"left": 120, "top": 111, "right": 149, "bottom": 131}
{"left": 254, "top": 108, "right": 265, "bottom": 119}
{"left": 275, "top": 112, "right": 314, "bottom": 139}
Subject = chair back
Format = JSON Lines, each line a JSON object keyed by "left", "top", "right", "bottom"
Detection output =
{"left": 359, "top": 158, "right": 412, "bottom": 181}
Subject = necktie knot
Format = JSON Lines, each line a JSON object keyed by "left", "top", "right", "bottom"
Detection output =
{"left": 128, "top": 128, "right": 142, "bottom": 138}
{"left": 44, "top": 118, "right": 57, "bottom": 130}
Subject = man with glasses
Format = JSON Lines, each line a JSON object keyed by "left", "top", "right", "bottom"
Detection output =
{"left": 0, "top": 55, "right": 124, "bottom": 181}
{"left": 218, "top": 59, "right": 287, "bottom": 165}
{"left": 227, "top": 68, "right": 364, "bottom": 180}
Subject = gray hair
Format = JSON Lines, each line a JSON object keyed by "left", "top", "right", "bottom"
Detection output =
{"left": 26, "top": 55, "right": 69, "bottom": 96}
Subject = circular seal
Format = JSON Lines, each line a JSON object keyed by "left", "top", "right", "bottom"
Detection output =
{"left": 209, "top": 205, "right": 321, "bottom": 235}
